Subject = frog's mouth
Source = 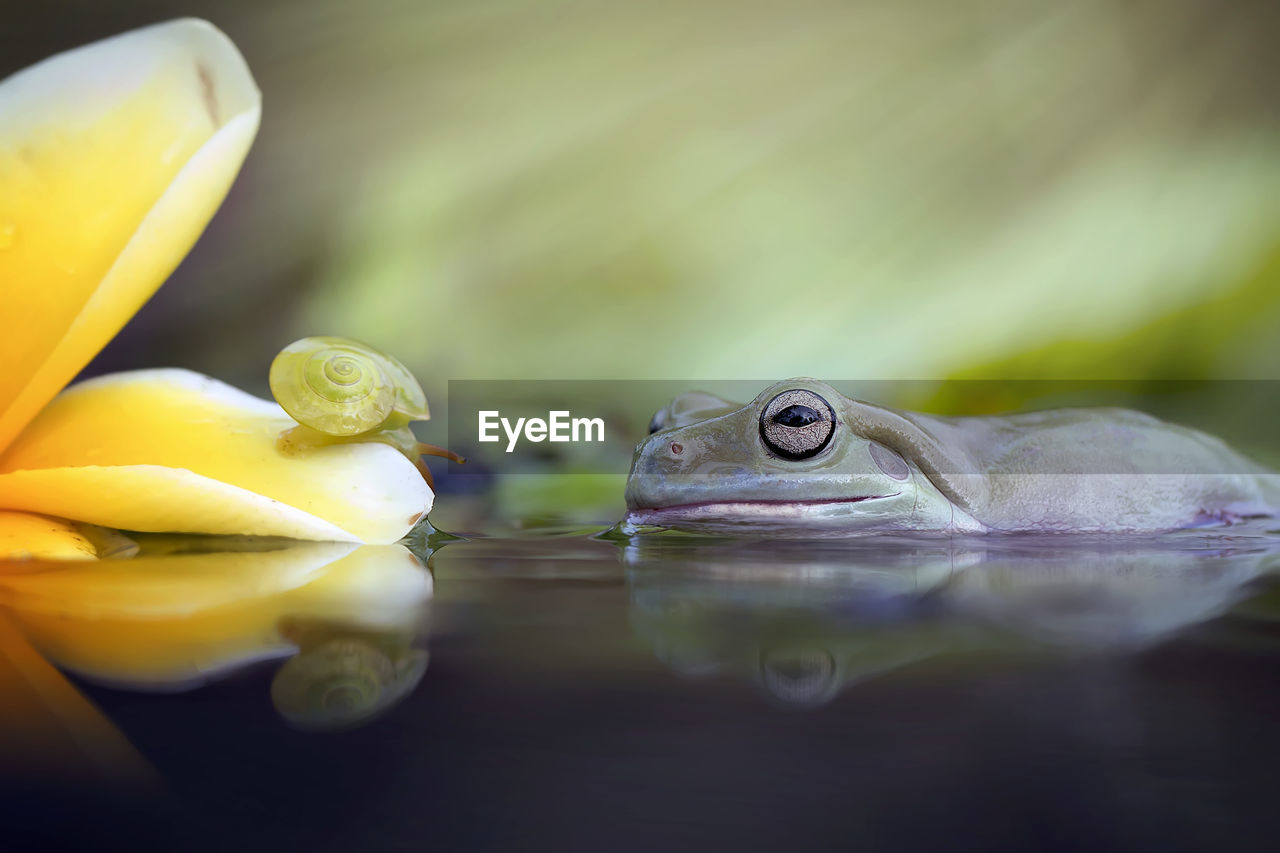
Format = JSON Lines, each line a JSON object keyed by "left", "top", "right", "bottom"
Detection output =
{"left": 626, "top": 494, "right": 900, "bottom": 527}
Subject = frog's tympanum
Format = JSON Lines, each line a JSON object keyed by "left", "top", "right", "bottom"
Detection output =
{"left": 625, "top": 379, "right": 1280, "bottom": 535}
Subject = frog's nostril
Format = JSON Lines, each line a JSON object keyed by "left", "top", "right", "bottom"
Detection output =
{"left": 670, "top": 442, "right": 684, "bottom": 456}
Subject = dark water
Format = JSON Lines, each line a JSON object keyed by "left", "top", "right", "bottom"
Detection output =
{"left": 4, "top": 527, "right": 1280, "bottom": 852}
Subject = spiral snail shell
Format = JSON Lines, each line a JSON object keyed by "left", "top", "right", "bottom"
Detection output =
{"left": 269, "top": 336, "right": 429, "bottom": 436}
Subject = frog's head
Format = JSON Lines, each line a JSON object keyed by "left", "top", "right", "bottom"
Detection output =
{"left": 624, "top": 379, "right": 959, "bottom": 535}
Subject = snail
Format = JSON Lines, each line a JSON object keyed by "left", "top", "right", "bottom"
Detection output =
{"left": 270, "top": 637, "right": 428, "bottom": 732}
{"left": 269, "top": 336, "right": 463, "bottom": 486}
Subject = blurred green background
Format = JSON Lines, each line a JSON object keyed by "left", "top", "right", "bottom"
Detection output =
{"left": 5, "top": 0, "right": 1280, "bottom": 527}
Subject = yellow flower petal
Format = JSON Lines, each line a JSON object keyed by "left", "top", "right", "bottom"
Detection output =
{"left": 0, "top": 19, "right": 260, "bottom": 452}
{"left": 0, "top": 511, "right": 97, "bottom": 560}
{"left": 0, "top": 369, "right": 434, "bottom": 543}
{"left": 0, "top": 543, "right": 430, "bottom": 689}
{"left": 0, "top": 466, "right": 367, "bottom": 542}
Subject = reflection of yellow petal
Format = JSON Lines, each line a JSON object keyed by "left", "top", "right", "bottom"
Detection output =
{"left": 0, "top": 614, "right": 157, "bottom": 786}
{"left": 0, "top": 19, "right": 260, "bottom": 452}
{"left": 0, "top": 369, "right": 433, "bottom": 543}
{"left": 0, "top": 511, "right": 97, "bottom": 560}
{"left": 0, "top": 542, "right": 358, "bottom": 617}
{"left": 284, "top": 544, "right": 434, "bottom": 625}
{"left": 1, "top": 543, "right": 430, "bottom": 689}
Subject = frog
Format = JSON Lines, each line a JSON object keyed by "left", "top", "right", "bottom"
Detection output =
{"left": 623, "top": 378, "right": 1280, "bottom": 536}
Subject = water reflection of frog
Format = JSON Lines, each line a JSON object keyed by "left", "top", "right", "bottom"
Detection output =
{"left": 625, "top": 380, "right": 1280, "bottom": 535}
{"left": 622, "top": 538, "right": 1280, "bottom": 708}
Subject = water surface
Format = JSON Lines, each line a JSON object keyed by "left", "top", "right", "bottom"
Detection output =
{"left": 3, "top": 526, "right": 1280, "bottom": 851}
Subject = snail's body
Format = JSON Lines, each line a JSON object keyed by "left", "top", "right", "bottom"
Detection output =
{"left": 276, "top": 421, "right": 420, "bottom": 460}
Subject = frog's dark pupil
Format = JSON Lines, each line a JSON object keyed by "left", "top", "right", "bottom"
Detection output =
{"left": 759, "top": 390, "right": 835, "bottom": 460}
{"left": 772, "top": 404, "right": 821, "bottom": 428}
{"left": 648, "top": 414, "right": 663, "bottom": 434}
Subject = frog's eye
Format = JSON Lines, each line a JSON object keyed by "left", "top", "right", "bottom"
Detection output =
{"left": 759, "top": 389, "right": 836, "bottom": 459}
{"left": 648, "top": 412, "right": 664, "bottom": 434}
{"left": 760, "top": 647, "right": 838, "bottom": 706}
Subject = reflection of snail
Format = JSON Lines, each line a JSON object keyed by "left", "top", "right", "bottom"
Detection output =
{"left": 268, "top": 336, "right": 463, "bottom": 486}
{"left": 759, "top": 646, "right": 840, "bottom": 708}
{"left": 270, "top": 638, "right": 428, "bottom": 732}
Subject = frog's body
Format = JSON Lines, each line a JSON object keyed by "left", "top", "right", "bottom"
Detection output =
{"left": 624, "top": 379, "right": 1279, "bottom": 536}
